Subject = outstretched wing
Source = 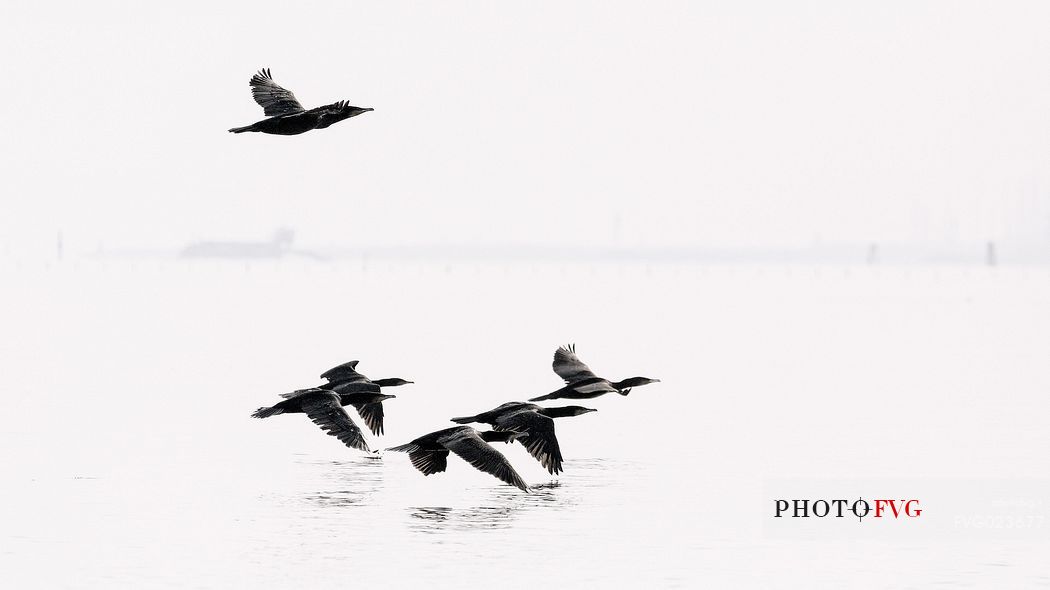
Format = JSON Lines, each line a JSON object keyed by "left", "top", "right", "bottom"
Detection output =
{"left": 320, "top": 360, "right": 366, "bottom": 383}
{"left": 300, "top": 393, "right": 370, "bottom": 452}
{"left": 496, "top": 411, "right": 564, "bottom": 475}
{"left": 442, "top": 431, "right": 529, "bottom": 491}
{"left": 249, "top": 69, "right": 305, "bottom": 116}
{"left": 351, "top": 401, "right": 385, "bottom": 436}
{"left": 553, "top": 344, "right": 598, "bottom": 383}
{"left": 408, "top": 450, "right": 449, "bottom": 475}
{"left": 386, "top": 440, "right": 449, "bottom": 475}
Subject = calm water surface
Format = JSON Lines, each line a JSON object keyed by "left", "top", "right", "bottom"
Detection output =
{"left": 3, "top": 262, "right": 1050, "bottom": 587}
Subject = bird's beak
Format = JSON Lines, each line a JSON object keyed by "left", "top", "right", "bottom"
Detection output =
{"left": 584, "top": 408, "right": 598, "bottom": 413}
{"left": 381, "top": 394, "right": 397, "bottom": 401}
{"left": 364, "top": 107, "right": 375, "bottom": 112}
{"left": 652, "top": 379, "right": 662, "bottom": 383}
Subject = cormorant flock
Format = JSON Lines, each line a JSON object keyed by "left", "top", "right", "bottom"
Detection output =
{"left": 231, "top": 73, "right": 660, "bottom": 491}
{"left": 252, "top": 345, "right": 660, "bottom": 491}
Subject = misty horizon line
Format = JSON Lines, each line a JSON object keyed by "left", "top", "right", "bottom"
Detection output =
{"left": 21, "top": 236, "right": 1050, "bottom": 266}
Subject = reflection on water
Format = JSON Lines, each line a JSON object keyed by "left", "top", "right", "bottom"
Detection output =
{"left": 408, "top": 506, "right": 518, "bottom": 533}
{"left": 406, "top": 487, "right": 559, "bottom": 534}
{"left": 299, "top": 457, "right": 386, "bottom": 508}
{"left": 264, "top": 457, "right": 642, "bottom": 520}
{"left": 404, "top": 460, "right": 616, "bottom": 534}
{"left": 306, "top": 489, "right": 373, "bottom": 508}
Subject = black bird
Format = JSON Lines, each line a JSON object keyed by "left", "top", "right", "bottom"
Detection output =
{"left": 386, "top": 426, "right": 531, "bottom": 491}
{"left": 252, "top": 388, "right": 372, "bottom": 452}
{"left": 229, "top": 69, "right": 373, "bottom": 135}
{"left": 529, "top": 344, "right": 660, "bottom": 402}
{"left": 450, "top": 402, "right": 596, "bottom": 475}
{"left": 318, "top": 360, "right": 413, "bottom": 391}
{"left": 279, "top": 360, "right": 413, "bottom": 436}
{"left": 322, "top": 383, "right": 397, "bottom": 437}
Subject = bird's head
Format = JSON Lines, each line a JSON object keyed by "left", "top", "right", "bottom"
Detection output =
{"left": 348, "top": 104, "right": 373, "bottom": 117}
{"left": 316, "top": 102, "right": 374, "bottom": 129}
{"left": 343, "top": 103, "right": 374, "bottom": 118}
{"left": 565, "top": 406, "right": 598, "bottom": 416}
{"left": 618, "top": 376, "right": 661, "bottom": 389}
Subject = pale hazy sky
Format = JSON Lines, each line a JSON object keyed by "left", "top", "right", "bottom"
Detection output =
{"left": 3, "top": 1, "right": 1050, "bottom": 255}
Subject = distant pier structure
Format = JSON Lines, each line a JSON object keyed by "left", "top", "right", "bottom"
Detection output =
{"left": 180, "top": 228, "right": 295, "bottom": 259}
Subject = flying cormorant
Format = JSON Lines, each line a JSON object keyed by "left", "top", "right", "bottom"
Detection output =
{"left": 318, "top": 360, "right": 413, "bottom": 390}
{"left": 529, "top": 344, "right": 660, "bottom": 402}
{"left": 252, "top": 388, "right": 373, "bottom": 452}
{"left": 450, "top": 402, "right": 596, "bottom": 474}
{"left": 386, "top": 426, "right": 531, "bottom": 491}
{"left": 278, "top": 360, "right": 413, "bottom": 435}
{"left": 228, "top": 69, "right": 373, "bottom": 135}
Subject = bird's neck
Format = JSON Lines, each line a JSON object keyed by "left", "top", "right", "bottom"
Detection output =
{"left": 539, "top": 406, "right": 581, "bottom": 419}
{"left": 372, "top": 378, "right": 403, "bottom": 387}
{"left": 611, "top": 377, "right": 644, "bottom": 390}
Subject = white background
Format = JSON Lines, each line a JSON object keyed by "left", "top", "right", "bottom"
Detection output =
{"left": 2, "top": 2, "right": 1049, "bottom": 588}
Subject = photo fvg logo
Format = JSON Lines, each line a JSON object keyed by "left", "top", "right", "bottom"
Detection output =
{"left": 774, "top": 498, "right": 922, "bottom": 522}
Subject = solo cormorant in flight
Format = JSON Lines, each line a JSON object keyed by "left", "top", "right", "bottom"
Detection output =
{"left": 229, "top": 69, "right": 373, "bottom": 135}
{"left": 529, "top": 344, "right": 660, "bottom": 402}
{"left": 386, "top": 426, "right": 531, "bottom": 491}
{"left": 252, "top": 388, "right": 372, "bottom": 452}
{"left": 278, "top": 360, "right": 413, "bottom": 436}
{"left": 450, "top": 402, "right": 596, "bottom": 475}
{"left": 318, "top": 360, "right": 413, "bottom": 391}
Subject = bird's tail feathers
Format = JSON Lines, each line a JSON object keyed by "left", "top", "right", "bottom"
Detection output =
{"left": 528, "top": 392, "right": 558, "bottom": 402}
{"left": 449, "top": 415, "right": 477, "bottom": 424}
{"left": 228, "top": 125, "right": 253, "bottom": 134}
{"left": 251, "top": 406, "right": 283, "bottom": 419}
